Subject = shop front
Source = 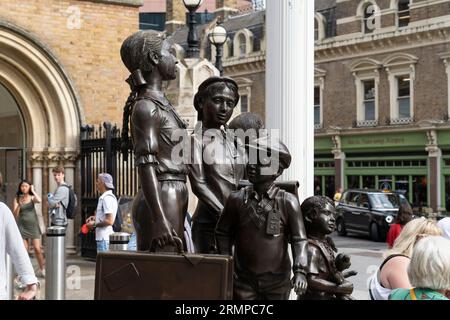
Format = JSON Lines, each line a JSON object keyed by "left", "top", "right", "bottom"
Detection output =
{"left": 315, "top": 130, "right": 441, "bottom": 212}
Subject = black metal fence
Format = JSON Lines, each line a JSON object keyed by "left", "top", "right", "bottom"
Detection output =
{"left": 79, "top": 122, "right": 138, "bottom": 258}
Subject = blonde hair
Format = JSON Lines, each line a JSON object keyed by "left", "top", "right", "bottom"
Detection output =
{"left": 408, "top": 236, "right": 450, "bottom": 291}
{"left": 384, "top": 217, "right": 442, "bottom": 258}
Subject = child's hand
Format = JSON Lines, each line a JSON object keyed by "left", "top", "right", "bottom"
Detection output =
{"left": 335, "top": 253, "right": 351, "bottom": 271}
{"left": 292, "top": 272, "right": 308, "bottom": 296}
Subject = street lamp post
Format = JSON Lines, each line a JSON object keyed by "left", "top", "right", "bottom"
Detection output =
{"left": 183, "top": 0, "right": 204, "bottom": 59}
{"left": 208, "top": 24, "right": 228, "bottom": 76}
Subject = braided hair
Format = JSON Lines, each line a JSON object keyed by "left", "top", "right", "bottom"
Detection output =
{"left": 120, "top": 30, "right": 165, "bottom": 160}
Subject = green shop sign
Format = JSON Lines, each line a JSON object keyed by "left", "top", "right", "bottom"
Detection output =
{"left": 314, "top": 137, "right": 333, "bottom": 151}
{"left": 341, "top": 132, "right": 427, "bottom": 150}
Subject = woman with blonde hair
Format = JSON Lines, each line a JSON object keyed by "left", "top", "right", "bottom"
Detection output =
{"left": 389, "top": 236, "right": 450, "bottom": 300}
{"left": 368, "top": 217, "right": 442, "bottom": 300}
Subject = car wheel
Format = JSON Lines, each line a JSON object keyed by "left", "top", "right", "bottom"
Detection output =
{"left": 370, "top": 222, "right": 382, "bottom": 242}
{"left": 336, "top": 218, "right": 347, "bottom": 236}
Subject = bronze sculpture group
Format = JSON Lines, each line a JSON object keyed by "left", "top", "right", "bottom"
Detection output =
{"left": 119, "top": 30, "right": 356, "bottom": 300}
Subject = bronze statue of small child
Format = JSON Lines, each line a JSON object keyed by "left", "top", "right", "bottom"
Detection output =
{"left": 299, "top": 196, "right": 357, "bottom": 300}
{"left": 215, "top": 135, "right": 308, "bottom": 300}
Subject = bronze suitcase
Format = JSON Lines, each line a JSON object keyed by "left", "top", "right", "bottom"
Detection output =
{"left": 94, "top": 250, "right": 234, "bottom": 300}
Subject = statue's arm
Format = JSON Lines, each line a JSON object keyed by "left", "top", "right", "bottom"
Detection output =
{"left": 215, "top": 192, "right": 239, "bottom": 255}
{"left": 286, "top": 193, "right": 308, "bottom": 274}
{"left": 307, "top": 276, "right": 353, "bottom": 294}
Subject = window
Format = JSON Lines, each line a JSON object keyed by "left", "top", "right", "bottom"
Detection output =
{"left": 239, "top": 34, "right": 246, "bottom": 56}
{"left": 398, "top": 0, "right": 410, "bottom": 27}
{"left": 314, "top": 18, "right": 319, "bottom": 41}
{"left": 397, "top": 75, "right": 411, "bottom": 118}
{"left": 314, "top": 175, "right": 335, "bottom": 198}
{"left": 314, "top": 86, "right": 321, "bottom": 125}
{"left": 240, "top": 95, "right": 248, "bottom": 113}
{"left": 363, "top": 4, "right": 375, "bottom": 34}
{"left": 314, "top": 68, "right": 326, "bottom": 129}
{"left": 234, "top": 77, "right": 252, "bottom": 116}
{"left": 351, "top": 58, "right": 380, "bottom": 127}
{"left": 384, "top": 53, "right": 417, "bottom": 124}
{"left": 363, "top": 80, "right": 376, "bottom": 121}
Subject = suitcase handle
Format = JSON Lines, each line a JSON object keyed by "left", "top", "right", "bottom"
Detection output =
{"left": 173, "top": 236, "right": 184, "bottom": 254}
{"left": 151, "top": 236, "right": 184, "bottom": 254}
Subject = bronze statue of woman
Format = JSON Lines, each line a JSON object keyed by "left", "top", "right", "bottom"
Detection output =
{"left": 120, "top": 30, "right": 189, "bottom": 251}
{"left": 189, "top": 77, "right": 246, "bottom": 253}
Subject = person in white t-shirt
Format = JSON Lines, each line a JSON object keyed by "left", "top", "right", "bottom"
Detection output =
{"left": 0, "top": 171, "right": 38, "bottom": 300}
{"left": 86, "top": 173, "right": 118, "bottom": 252}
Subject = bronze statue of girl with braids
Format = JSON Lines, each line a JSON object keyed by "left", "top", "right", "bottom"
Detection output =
{"left": 120, "top": 30, "right": 189, "bottom": 251}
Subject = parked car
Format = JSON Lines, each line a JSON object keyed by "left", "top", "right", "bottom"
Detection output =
{"left": 335, "top": 189, "right": 410, "bottom": 242}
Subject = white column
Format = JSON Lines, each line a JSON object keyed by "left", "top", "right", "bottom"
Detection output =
{"left": 266, "top": 0, "right": 314, "bottom": 201}
{"left": 64, "top": 166, "right": 76, "bottom": 254}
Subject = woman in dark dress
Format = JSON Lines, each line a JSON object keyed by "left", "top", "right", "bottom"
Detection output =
{"left": 13, "top": 180, "right": 45, "bottom": 277}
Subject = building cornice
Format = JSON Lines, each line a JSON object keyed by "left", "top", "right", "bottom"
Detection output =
{"left": 315, "top": 24, "right": 450, "bottom": 63}
{"left": 314, "top": 121, "right": 450, "bottom": 139}
{"left": 409, "top": 0, "right": 450, "bottom": 10}
{"left": 223, "top": 52, "right": 265, "bottom": 75}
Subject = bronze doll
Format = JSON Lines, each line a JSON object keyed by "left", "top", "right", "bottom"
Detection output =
{"left": 215, "top": 136, "right": 308, "bottom": 299}
{"left": 120, "top": 30, "right": 189, "bottom": 251}
{"left": 189, "top": 77, "right": 246, "bottom": 253}
{"left": 299, "top": 196, "right": 356, "bottom": 300}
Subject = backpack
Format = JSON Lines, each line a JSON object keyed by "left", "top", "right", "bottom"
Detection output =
{"left": 112, "top": 204, "right": 122, "bottom": 232}
{"left": 60, "top": 185, "right": 78, "bottom": 219}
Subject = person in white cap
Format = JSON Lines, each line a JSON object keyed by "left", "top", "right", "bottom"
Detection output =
{"left": 86, "top": 173, "right": 118, "bottom": 252}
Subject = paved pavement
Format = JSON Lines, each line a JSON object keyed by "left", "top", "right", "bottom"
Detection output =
{"left": 332, "top": 233, "right": 387, "bottom": 300}
{"left": 13, "top": 254, "right": 96, "bottom": 300}
{"left": 15, "top": 232, "right": 387, "bottom": 300}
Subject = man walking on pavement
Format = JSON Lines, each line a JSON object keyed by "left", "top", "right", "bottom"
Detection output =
{"left": 86, "top": 173, "right": 118, "bottom": 252}
{"left": 47, "top": 165, "right": 69, "bottom": 228}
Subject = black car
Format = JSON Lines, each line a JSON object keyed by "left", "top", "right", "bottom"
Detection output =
{"left": 335, "top": 189, "right": 409, "bottom": 242}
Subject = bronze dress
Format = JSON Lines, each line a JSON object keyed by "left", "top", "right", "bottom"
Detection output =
{"left": 189, "top": 123, "right": 246, "bottom": 253}
{"left": 131, "top": 89, "right": 189, "bottom": 251}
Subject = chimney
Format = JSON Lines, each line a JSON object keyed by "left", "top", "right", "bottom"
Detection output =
{"left": 166, "top": 0, "right": 186, "bottom": 33}
{"left": 215, "top": 0, "right": 239, "bottom": 21}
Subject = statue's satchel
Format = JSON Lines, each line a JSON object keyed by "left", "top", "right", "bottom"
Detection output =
{"left": 94, "top": 237, "right": 233, "bottom": 300}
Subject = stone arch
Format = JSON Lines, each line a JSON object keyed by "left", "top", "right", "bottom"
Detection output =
{"left": 382, "top": 52, "right": 418, "bottom": 67}
{"left": 0, "top": 21, "right": 83, "bottom": 157}
{"left": 350, "top": 58, "right": 382, "bottom": 72}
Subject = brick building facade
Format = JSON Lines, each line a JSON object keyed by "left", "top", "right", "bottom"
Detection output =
{"left": 0, "top": 0, "right": 142, "bottom": 251}
{"left": 165, "top": 0, "right": 450, "bottom": 214}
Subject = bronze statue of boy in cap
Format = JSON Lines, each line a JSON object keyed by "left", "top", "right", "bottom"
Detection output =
{"left": 215, "top": 135, "right": 308, "bottom": 299}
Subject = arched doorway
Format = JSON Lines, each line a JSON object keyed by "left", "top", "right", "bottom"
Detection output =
{"left": 0, "top": 83, "right": 25, "bottom": 207}
{"left": 0, "top": 21, "right": 83, "bottom": 252}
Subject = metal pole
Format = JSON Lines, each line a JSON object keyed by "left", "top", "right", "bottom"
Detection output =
{"left": 45, "top": 226, "right": 66, "bottom": 300}
{"left": 109, "top": 232, "right": 130, "bottom": 251}
{"left": 186, "top": 9, "right": 200, "bottom": 58}
{"left": 215, "top": 44, "right": 224, "bottom": 76}
{"left": 6, "top": 254, "right": 14, "bottom": 300}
